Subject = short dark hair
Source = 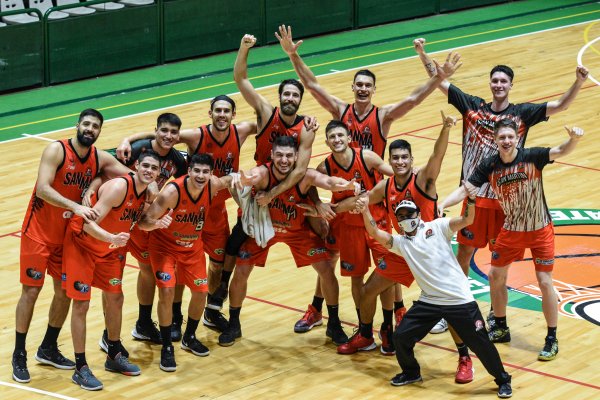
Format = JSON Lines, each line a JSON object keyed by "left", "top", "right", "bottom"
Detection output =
{"left": 493, "top": 119, "right": 518, "bottom": 135}
{"left": 157, "top": 113, "right": 182, "bottom": 129}
{"left": 490, "top": 65, "right": 514, "bottom": 82}
{"left": 388, "top": 139, "right": 412, "bottom": 156}
{"left": 137, "top": 149, "right": 161, "bottom": 164}
{"left": 79, "top": 108, "right": 104, "bottom": 126}
{"left": 354, "top": 69, "right": 376, "bottom": 85}
{"left": 325, "top": 120, "right": 349, "bottom": 136}
{"left": 272, "top": 135, "right": 297, "bottom": 151}
{"left": 189, "top": 153, "right": 214, "bottom": 170}
{"left": 210, "top": 95, "right": 236, "bottom": 112}
{"left": 278, "top": 79, "right": 304, "bottom": 98}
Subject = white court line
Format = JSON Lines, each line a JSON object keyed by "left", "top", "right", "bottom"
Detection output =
{"left": 577, "top": 34, "right": 600, "bottom": 86}
{"left": 0, "top": 381, "right": 80, "bottom": 400}
{"left": 22, "top": 134, "right": 55, "bottom": 142}
{"left": 1, "top": 18, "right": 596, "bottom": 145}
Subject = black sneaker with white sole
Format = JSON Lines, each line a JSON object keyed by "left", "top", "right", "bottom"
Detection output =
{"left": 132, "top": 320, "right": 162, "bottom": 344}
{"left": 35, "top": 345, "right": 75, "bottom": 370}
{"left": 390, "top": 372, "right": 423, "bottom": 386}
{"left": 171, "top": 316, "right": 183, "bottom": 342}
{"left": 12, "top": 350, "right": 30, "bottom": 383}
{"left": 160, "top": 345, "right": 177, "bottom": 372}
{"left": 202, "top": 308, "right": 229, "bottom": 333}
{"left": 181, "top": 335, "right": 210, "bottom": 357}
{"left": 497, "top": 382, "right": 513, "bottom": 398}
{"left": 218, "top": 323, "right": 242, "bottom": 347}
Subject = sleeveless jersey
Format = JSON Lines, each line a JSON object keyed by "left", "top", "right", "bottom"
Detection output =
{"left": 341, "top": 104, "right": 386, "bottom": 159}
{"left": 126, "top": 139, "right": 187, "bottom": 190}
{"left": 264, "top": 163, "right": 310, "bottom": 233}
{"left": 385, "top": 174, "right": 438, "bottom": 233}
{"left": 325, "top": 148, "right": 386, "bottom": 226}
{"left": 22, "top": 139, "right": 99, "bottom": 245}
{"left": 254, "top": 107, "right": 304, "bottom": 165}
{"left": 71, "top": 173, "right": 147, "bottom": 256}
{"left": 151, "top": 175, "right": 211, "bottom": 252}
{"left": 192, "top": 124, "right": 240, "bottom": 207}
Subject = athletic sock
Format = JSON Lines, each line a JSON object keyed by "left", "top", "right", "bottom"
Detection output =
{"left": 547, "top": 326, "right": 557, "bottom": 340}
{"left": 494, "top": 316, "right": 508, "bottom": 329}
{"left": 184, "top": 317, "right": 200, "bottom": 339}
{"left": 15, "top": 331, "right": 27, "bottom": 352}
{"left": 172, "top": 302, "right": 183, "bottom": 321}
{"left": 40, "top": 325, "right": 61, "bottom": 348}
{"left": 360, "top": 322, "right": 373, "bottom": 339}
{"left": 159, "top": 325, "right": 172, "bottom": 347}
{"left": 312, "top": 296, "right": 325, "bottom": 313}
{"left": 75, "top": 352, "right": 87, "bottom": 371}
{"left": 139, "top": 304, "right": 153, "bottom": 324}
{"left": 107, "top": 339, "right": 121, "bottom": 359}
{"left": 456, "top": 342, "right": 469, "bottom": 358}
{"left": 382, "top": 309, "right": 393, "bottom": 327}
{"left": 394, "top": 300, "right": 405, "bottom": 311}
{"left": 326, "top": 304, "right": 339, "bottom": 322}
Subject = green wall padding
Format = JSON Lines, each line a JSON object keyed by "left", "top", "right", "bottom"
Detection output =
{"left": 440, "top": 0, "right": 507, "bottom": 13}
{"left": 356, "top": 0, "right": 436, "bottom": 27}
{"left": 0, "top": 23, "right": 43, "bottom": 92}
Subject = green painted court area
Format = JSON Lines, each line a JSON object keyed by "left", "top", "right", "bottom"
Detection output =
{"left": 1, "top": 0, "right": 599, "bottom": 141}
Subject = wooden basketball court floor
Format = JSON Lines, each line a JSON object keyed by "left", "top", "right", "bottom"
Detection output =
{"left": 0, "top": 16, "right": 599, "bottom": 400}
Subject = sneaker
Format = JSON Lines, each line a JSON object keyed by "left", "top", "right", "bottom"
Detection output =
{"left": 105, "top": 353, "right": 141, "bottom": 376}
{"left": 294, "top": 304, "right": 323, "bottom": 333}
{"left": 455, "top": 355, "right": 474, "bottom": 383}
{"left": 35, "top": 345, "right": 75, "bottom": 370}
{"left": 159, "top": 345, "right": 176, "bottom": 372}
{"left": 202, "top": 308, "right": 229, "bottom": 333}
{"left": 497, "top": 382, "right": 513, "bottom": 398}
{"left": 488, "top": 326, "right": 511, "bottom": 343}
{"left": 171, "top": 315, "right": 183, "bottom": 342}
{"left": 379, "top": 324, "right": 395, "bottom": 356}
{"left": 325, "top": 321, "right": 349, "bottom": 345}
{"left": 390, "top": 372, "right": 423, "bottom": 386}
{"left": 99, "top": 330, "right": 130, "bottom": 359}
{"left": 72, "top": 365, "right": 103, "bottom": 391}
{"left": 132, "top": 320, "right": 162, "bottom": 344}
{"left": 487, "top": 309, "right": 496, "bottom": 330}
{"left": 218, "top": 323, "right": 242, "bottom": 347}
{"left": 430, "top": 318, "right": 448, "bottom": 334}
{"left": 394, "top": 307, "right": 407, "bottom": 329}
{"left": 181, "top": 335, "right": 210, "bottom": 357}
{"left": 337, "top": 331, "right": 376, "bottom": 354}
{"left": 538, "top": 337, "right": 558, "bottom": 361}
{"left": 12, "top": 350, "right": 30, "bottom": 383}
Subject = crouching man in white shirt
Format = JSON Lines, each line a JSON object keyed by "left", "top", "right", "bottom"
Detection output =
{"left": 358, "top": 195, "right": 512, "bottom": 398}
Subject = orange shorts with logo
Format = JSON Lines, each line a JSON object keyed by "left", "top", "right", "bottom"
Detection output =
{"left": 201, "top": 206, "right": 229, "bottom": 264}
{"left": 127, "top": 227, "right": 151, "bottom": 264}
{"left": 148, "top": 240, "right": 207, "bottom": 292}
{"left": 20, "top": 234, "right": 63, "bottom": 286}
{"left": 491, "top": 224, "right": 555, "bottom": 272}
{"left": 457, "top": 201, "right": 504, "bottom": 250}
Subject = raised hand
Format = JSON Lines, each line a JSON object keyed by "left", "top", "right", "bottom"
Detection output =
{"left": 413, "top": 38, "right": 426, "bottom": 54}
{"left": 575, "top": 65, "right": 589, "bottom": 82}
{"left": 156, "top": 209, "right": 173, "bottom": 229}
{"left": 434, "top": 52, "right": 462, "bottom": 80}
{"left": 441, "top": 110, "right": 457, "bottom": 127}
{"left": 241, "top": 34, "right": 257, "bottom": 49}
{"left": 305, "top": 115, "right": 319, "bottom": 133}
{"left": 275, "top": 25, "right": 303, "bottom": 55}
{"left": 564, "top": 125, "right": 584, "bottom": 139}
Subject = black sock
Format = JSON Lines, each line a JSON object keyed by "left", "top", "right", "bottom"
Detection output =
{"left": 139, "top": 304, "right": 153, "bottom": 324}
{"left": 456, "top": 342, "right": 469, "bottom": 358}
{"left": 40, "top": 325, "right": 61, "bottom": 349}
{"left": 312, "top": 296, "right": 324, "bottom": 313}
{"left": 159, "top": 325, "right": 172, "bottom": 347}
{"left": 229, "top": 306, "right": 241, "bottom": 325}
{"left": 172, "top": 302, "right": 183, "bottom": 321}
{"left": 75, "top": 352, "right": 87, "bottom": 371}
{"left": 394, "top": 300, "right": 405, "bottom": 311}
{"left": 360, "top": 322, "right": 373, "bottom": 339}
{"left": 356, "top": 308, "right": 361, "bottom": 322}
{"left": 382, "top": 309, "right": 393, "bottom": 327}
{"left": 547, "top": 326, "right": 557, "bottom": 339}
{"left": 221, "top": 270, "right": 233, "bottom": 286}
{"left": 107, "top": 339, "right": 121, "bottom": 359}
{"left": 326, "top": 304, "right": 339, "bottom": 322}
{"left": 494, "top": 316, "right": 508, "bottom": 329}
{"left": 15, "top": 331, "right": 27, "bottom": 352}
{"left": 184, "top": 317, "right": 200, "bottom": 339}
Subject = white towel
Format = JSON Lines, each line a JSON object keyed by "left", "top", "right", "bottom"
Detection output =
{"left": 230, "top": 185, "right": 274, "bottom": 248}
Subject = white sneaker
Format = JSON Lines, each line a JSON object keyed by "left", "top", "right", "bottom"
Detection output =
{"left": 430, "top": 318, "right": 448, "bottom": 334}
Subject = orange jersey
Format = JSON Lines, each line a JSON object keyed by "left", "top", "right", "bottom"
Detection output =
{"left": 69, "top": 173, "right": 147, "bottom": 256}
{"left": 22, "top": 139, "right": 99, "bottom": 245}
{"left": 150, "top": 175, "right": 212, "bottom": 252}
{"left": 254, "top": 107, "right": 304, "bottom": 165}
{"left": 325, "top": 148, "right": 386, "bottom": 226}
{"left": 264, "top": 163, "right": 311, "bottom": 233}
{"left": 385, "top": 174, "right": 438, "bottom": 233}
{"left": 341, "top": 104, "right": 386, "bottom": 159}
{"left": 192, "top": 124, "right": 240, "bottom": 206}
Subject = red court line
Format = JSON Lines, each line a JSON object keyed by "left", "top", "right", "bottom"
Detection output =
{"left": 0, "top": 230, "right": 20, "bottom": 238}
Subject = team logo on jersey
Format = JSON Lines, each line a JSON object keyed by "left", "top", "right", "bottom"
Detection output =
{"left": 376, "top": 257, "right": 387, "bottom": 270}
{"left": 26, "top": 268, "right": 43, "bottom": 280}
{"left": 140, "top": 251, "right": 149, "bottom": 259}
{"left": 341, "top": 261, "right": 354, "bottom": 271}
{"left": 475, "top": 319, "right": 485, "bottom": 331}
{"left": 238, "top": 250, "right": 251, "bottom": 260}
{"left": 425, "top": 229, "right": 434, "bottom": 239}
{"left": 193, "top": 278, "right": 208, "bottom": 286}
{"left": 288, "top": 195, "right": 295, "bottom": 203}
{"left": 215, "top": 248, "right": 225, "bottom": 255}
{"left": 307, "top": 247, "right": 327, "bottom": 256}
{"left": 226, "top": 152, "right": 233, "bottom": 160}
{"left": 67, "top": 157, "right": 76, "bottom": 170}
{"left": 155, "top": 271, "right": 172, "bottom": 282}
{"left": 461, "top": 228, "right": 474, "bottom": 240}
{"left": 404, "top": 190, "right": 413, "bottom": 201}
{"left": 535, "top": 258, "right": 554, "bottom": 266}
{"left": 74, "top": 281, "right": 90, "bottom": 293}
{"left": 109, "top": 278, "right": 122, "bottom": 286}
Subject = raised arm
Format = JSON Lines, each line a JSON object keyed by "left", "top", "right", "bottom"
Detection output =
{"left": 236, "top": 121, "right": 259, "bottom": 145}
{"left": 546, "top": 66, "right": 589, "bottom": 117}
{"left": 276, "top": 25, "right": 345, "bottom": 118}
{"left": 549, "top": 126, "right": 584, "bottom": 160}
{"left": 413, "top": 38, "right": 451, "bottom": 96}
{"left": 449, "top": 195, "right": 476, "bottom": 232}
{"left": 234, "top": 34, "right": 274, "bottom": 125}
{"left": 361, "top": 198, "right": 393, "bottom": 249}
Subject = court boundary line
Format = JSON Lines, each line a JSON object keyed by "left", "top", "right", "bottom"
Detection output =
{"left": 0, "top": 380, "right": 80, "bottom": 400}
{"left": 1, "top": 18, "right": 598, "bottom": 142}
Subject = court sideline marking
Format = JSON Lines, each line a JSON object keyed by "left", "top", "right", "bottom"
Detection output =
{"left": 0, "top": 380, "right": 80, "bottom": 400}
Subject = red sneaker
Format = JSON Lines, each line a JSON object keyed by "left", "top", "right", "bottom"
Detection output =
{"left": 294, "top": 304, "right": 323, "bottom": 333}
{"left": 455, "top": 355, "right": 474, "bottom": 383}
{"left": 394, "top": 307, "right": 407, "bottom": 329}
{"left": 378, "top": 324, "right": 395, "bottom": 356}
{"left": 337, "top": 331, "right": 376, "bottom": 354}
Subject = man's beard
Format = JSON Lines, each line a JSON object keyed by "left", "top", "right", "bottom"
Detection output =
{"left": 280, "top": 101, "right": 299, "bottom": 116}
{"left": 76, "top": 128, "right": 97, "bottom": 147}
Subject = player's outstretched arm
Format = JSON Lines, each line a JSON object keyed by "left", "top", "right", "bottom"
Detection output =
{"left": 360, "top": 196, "right": 393, "bottom": 249}
{"left": 413, "top": 38, "right": 451, "bottom": 95}
{"left": 546, "top": 66, "right": 589, "bottom": 117}
{"left": 115, "top": 131, "right": 156, "bottom": 162}
{"left": 416, "top": 111, "right": 456, "bottom": 193}
{"left": 98, "top": 150, "right": 133, "bottom": 179}
{"left": 549, "top": 126, "right": 584, "bottom": 160}
{"left": 449, "top": 194, "right": 476, "bottom": 232}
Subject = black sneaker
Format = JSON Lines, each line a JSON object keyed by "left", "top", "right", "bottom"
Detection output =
{"left": 72, "top": 365, "right": 103, "bottom": 391}
{"left": 181, "top": 335, "right": 210, "bottom": 357}
{"left": 218, "top": 323, "right": 242, "bottom": 347}
{"left": 12, "top": 350, "right": 30, "bottom": 383}
{"left": 160, "top": 345, "right": 176, "bottom": 372}
{"left": 99, "top": 330, "right": 130, "bottom": 359}
{"left": 171, "top": 315, "right": 183, "bottom": 342}
{"left": 132, "top": 320, "right": 162, "bottom": 344}
{"left": 497, "top": 382, "right": 513, "bottom": 398}
{"left": 35, "top": 345, "right": 75, "bottom": 370}
{"left": 326, "top": 321, "right": 349, "bottom": 345}
{"left": 488, "top": 326, "right": 511, "bottom": 343}
{"left": 390, "top": 372, "right": 423, "bottom": 386}
{"left": 202, "top": 308, "right": 229, "bottom": 333}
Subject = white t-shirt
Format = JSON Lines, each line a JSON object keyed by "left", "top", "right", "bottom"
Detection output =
{"left": 390, "top": 218, "right": 474, "bottom": 306}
